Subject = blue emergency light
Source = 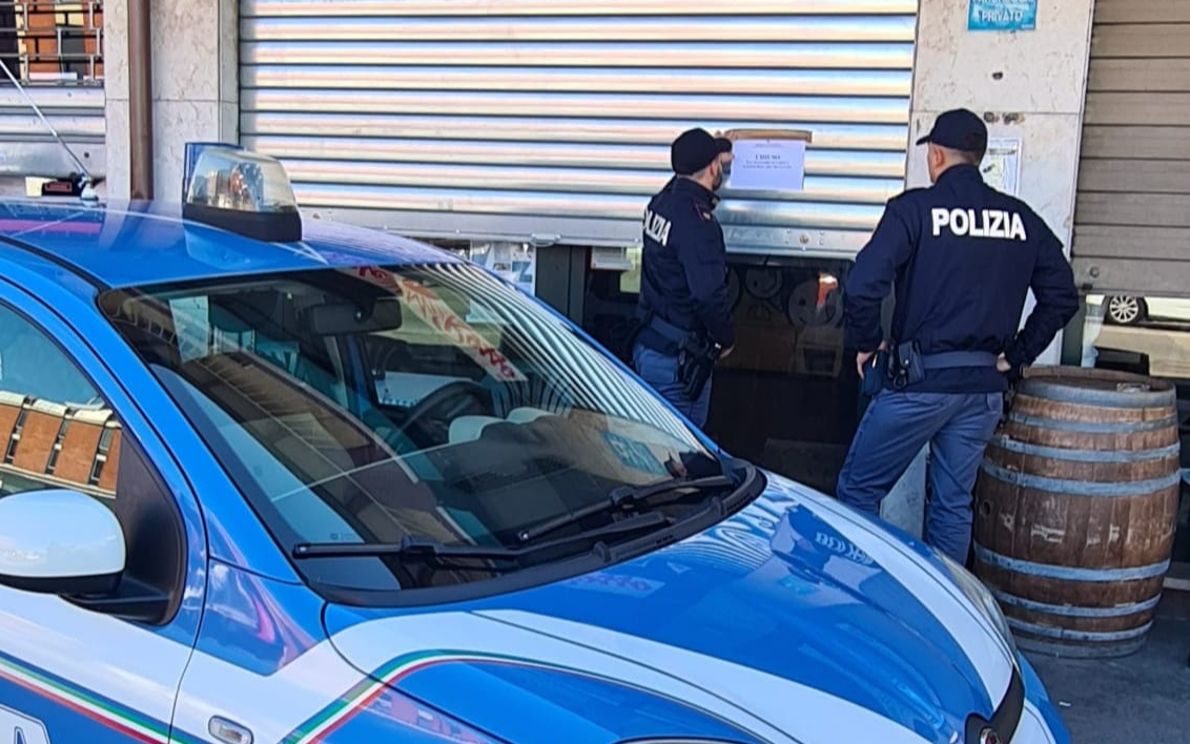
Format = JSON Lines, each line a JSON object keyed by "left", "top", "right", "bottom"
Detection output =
{"left": 181, "top": 141, "right": 243, "bottom": 196}
{"left": 181, "top": 142, "right": 302, "bottom": 243}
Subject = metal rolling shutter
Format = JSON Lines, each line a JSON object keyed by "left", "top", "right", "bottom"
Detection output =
{"left": 240, "top": 0, "right": 916, "bottom": 256}
{"left": 0, "top": 86, "right": 104, "bottom": 179}
{"left": 0, "top": 1, "right": 105, "bottom": 182}
{"left": 1073, "top": 0, "right": 1190, "bottom": 295}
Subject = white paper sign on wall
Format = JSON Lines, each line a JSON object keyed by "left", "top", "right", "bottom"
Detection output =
{"left": 981, "top": 138, "right": 1022, "bottom": 196}
{"left": 726, "top": 139, "right": 807, "bottom": 192}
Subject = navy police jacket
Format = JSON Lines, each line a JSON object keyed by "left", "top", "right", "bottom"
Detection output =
{"left": 638, "top": 177, "right": 735, "bottom": 349}
{"left": 845, "top": 164, "right": 1079, "bottom": 393}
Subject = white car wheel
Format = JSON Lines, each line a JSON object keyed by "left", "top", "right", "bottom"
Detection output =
{"left": 1106, "top": 295, "right": 1145, "bottom": 325}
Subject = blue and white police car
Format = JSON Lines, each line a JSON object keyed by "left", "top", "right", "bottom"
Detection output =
{"left": 0, "top": 146, "right": 1069, "bottom": 743}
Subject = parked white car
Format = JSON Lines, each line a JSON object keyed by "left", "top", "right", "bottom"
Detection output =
{"left": 1088, "top": 294, "right": 1190, "bottom": 326}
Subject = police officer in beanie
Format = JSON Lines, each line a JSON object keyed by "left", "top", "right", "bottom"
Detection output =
{"left": 632, "top": 128, "right": 735, "bottom": 428}
{"left": 837, "top": 109, "right": 1078, "bottom": 563}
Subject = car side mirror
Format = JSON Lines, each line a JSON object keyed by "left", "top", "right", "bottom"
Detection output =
{"left": 0, "top": 489, "right": 125, "bottom": 596}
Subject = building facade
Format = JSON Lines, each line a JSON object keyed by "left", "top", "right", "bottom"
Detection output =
{"left": 2, "top": 0, "right": 1187, "bottom": 568}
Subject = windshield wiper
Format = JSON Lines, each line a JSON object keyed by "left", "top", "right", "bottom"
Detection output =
{"left": 292, "top": 510, "right": 670, "bottom": 565}
{"left": 516, "top": 473, "right": 735, "bottom": 544}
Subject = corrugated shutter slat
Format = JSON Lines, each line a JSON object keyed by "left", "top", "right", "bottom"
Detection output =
{"left": 241, "top": 1, "right": 916, "bottom": 254}
{"left": 1074, "top": 5, "right": 1190, "bottom": 295}
{"left": 0, "top": 86, "right": 105, "bottom": 179}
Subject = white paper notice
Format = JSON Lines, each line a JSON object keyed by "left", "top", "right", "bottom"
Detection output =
{"left": 981, "top": 138, "right": 1021, "bottom": 196}
{"left": 727, "top": 139, "right": 807, "bottom": 192}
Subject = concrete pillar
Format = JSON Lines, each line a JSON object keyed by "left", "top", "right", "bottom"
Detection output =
{"left": 104, "top": 0, "right": 238, "bottom": 201}
{"left": 882, "top": 0, "right": 1096, "bottom": 538}
{"left": 102, "top": 0, "right": 129, "bottom": 199}
{"left": 908, "top": 1, "right": 1095, "bottom": 370}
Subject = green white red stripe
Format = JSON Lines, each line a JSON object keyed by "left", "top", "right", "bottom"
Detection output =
{"left": 0, "top": 650, "right": 202, "bottom": 743}
{"left": 285, "top": 649, "right": 583, "bottom": 743}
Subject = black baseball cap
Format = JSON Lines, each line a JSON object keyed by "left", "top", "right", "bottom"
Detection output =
{"left": 916, "top": 109, "right": 988, "bottom": 154}
{"left": 671, "top": 128, "right": 733, "bottom": 176}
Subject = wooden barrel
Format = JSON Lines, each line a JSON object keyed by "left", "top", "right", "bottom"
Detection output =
{"left": 974, "top": 366, "right": 1181, "bottom": 658}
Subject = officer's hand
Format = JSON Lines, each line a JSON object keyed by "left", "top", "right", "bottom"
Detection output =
{"left": 998, "top": 354, "right": 1027, "bottom": 385}
{"left": 856, "top": 351, "right": 875, "bottom": 379}
{"left": 856, "top": 342, "right": 888, "bottom": 379}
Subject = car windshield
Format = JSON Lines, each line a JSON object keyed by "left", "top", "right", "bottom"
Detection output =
{"left": 100, "top": 262, "right": 738, "bottom": 598}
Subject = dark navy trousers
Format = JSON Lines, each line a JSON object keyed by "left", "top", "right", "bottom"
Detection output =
{"left": 836, "top": 389, "right": 1003, "bottom": 562}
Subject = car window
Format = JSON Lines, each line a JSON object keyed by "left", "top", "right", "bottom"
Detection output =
{"left": 0, "top": 305, "right": 118, "bottom": 498}
{"left": 0, "top": 303, "right": 186, "bottom": 617}
{"left": 101, "top": 264, "right": 739, "bottom": 598}
{"left": 0, "top": 306, "right": 101, "bottom": 410}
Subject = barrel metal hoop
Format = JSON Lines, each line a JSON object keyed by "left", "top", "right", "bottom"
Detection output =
{"left": 1006, "top": 616, "right": 1154, "bottom": 643}
{"left": 989, "top": 588, "right": 1162, "bottom": 618}
{"left": 1017, "top": 379, "right": 1176, "bottom": 409}
{"left": 974, "top": 544, "right": 1170, "bottom": 582}
{"left": 1014, "top": 635, "right": 1147, "bottom": 659}
{"left": 989, "top": 436, "right": 1181, "bottom": 463}
{"left": 1006, "top": 412, "right": 1178, "bottom": 434}
{"left": 980, "top": 461, "right": 1182, "bottom": 496}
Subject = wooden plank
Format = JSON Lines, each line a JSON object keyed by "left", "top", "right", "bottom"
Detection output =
{"left": 1072, "top": 257, "right": 1190, "bottom": 296}
{"left": 1085, "top": 93, "right": 1190, "bottom": 126}
{"left": 1078, "top": 159, "right": 1190, "bottom": 194}
{"left": 1091, "top": 23, "right": 1190, "bottom": 58}
{"left": 1080, "top": 126, "right": 1190, "bottom": 160}
{"left": 1075, "top": 193, "right": 1190, "bottom": 228}
{"left": 1089, "top": 59, "right": 1190, "bottom": 92}
{"left": 1094, "top": 0, "right": 1190, "bottom": 25}
{"left": 1072, "top": 225, "right": 1190, "bottom": 262}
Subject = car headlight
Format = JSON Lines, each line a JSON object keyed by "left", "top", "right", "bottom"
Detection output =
{"left": 935, "top": 551, "right": 1018, "bottom": 656}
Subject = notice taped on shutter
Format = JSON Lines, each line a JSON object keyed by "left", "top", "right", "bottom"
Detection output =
{"left": 723, "top": 129, "right": 812, "bottom": 193}
{"left": 728, "top": 140, "right": 807, "bottom": 192}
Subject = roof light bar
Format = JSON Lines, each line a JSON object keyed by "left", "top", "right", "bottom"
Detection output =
{"left": 181, "top": 143, "right": 302, "bottom": 243}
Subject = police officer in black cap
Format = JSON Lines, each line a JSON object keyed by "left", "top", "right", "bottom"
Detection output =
{"left": 837, "top": 108, "right": 1078, "bottom": 563}
{"left": 632, "top": 128, "right": 735, "bottom": 428}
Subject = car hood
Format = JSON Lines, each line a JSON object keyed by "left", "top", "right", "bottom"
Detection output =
{"left": 322, "top": 473, "right": 1015, "bottom": 744}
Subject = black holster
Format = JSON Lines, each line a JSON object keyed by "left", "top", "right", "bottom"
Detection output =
{"left": 676, "top": 335, "right": 719, "bottom": 400}
{"left": 861, "top": 340, "right": 925, "bottom": 396}
{"left": 888, "top": 340, "right": 926, "bottom": 390}
{"left": 861, "top": 349, "right": 890, "bottom": 397}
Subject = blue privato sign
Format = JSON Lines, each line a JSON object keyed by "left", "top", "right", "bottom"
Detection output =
{"left": 968, "top": 0, "right": 1038, "bottom": 31}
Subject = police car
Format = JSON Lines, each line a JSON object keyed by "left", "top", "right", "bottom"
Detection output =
{"left": 0, "top": 146, "right": 1069, "bottom": 743}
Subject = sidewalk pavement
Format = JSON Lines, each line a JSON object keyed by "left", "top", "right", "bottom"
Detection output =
{"left": 1027, "top": 615, "right": 1190, "bottom": 744}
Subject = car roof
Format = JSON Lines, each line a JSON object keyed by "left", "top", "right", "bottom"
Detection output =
{"left": 0, "top": 199, "right": 457, "bottom": 290}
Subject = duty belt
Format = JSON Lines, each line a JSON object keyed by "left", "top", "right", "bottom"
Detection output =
{"left": 647, "top": 315, "right": 692, "bottom": 344}
{"left": 920, "top": 350, "right": 999, "bottom": 369}
{"left": 637, "top": 314, "right": 697, "bottom": 355}
{"left": 884, "top": 345, "right": 1000, "bottom": 392}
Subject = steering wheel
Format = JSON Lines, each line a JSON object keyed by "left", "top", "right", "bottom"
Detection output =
{"left": 397, "top": 380, "right": 492, "bottom": 442}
